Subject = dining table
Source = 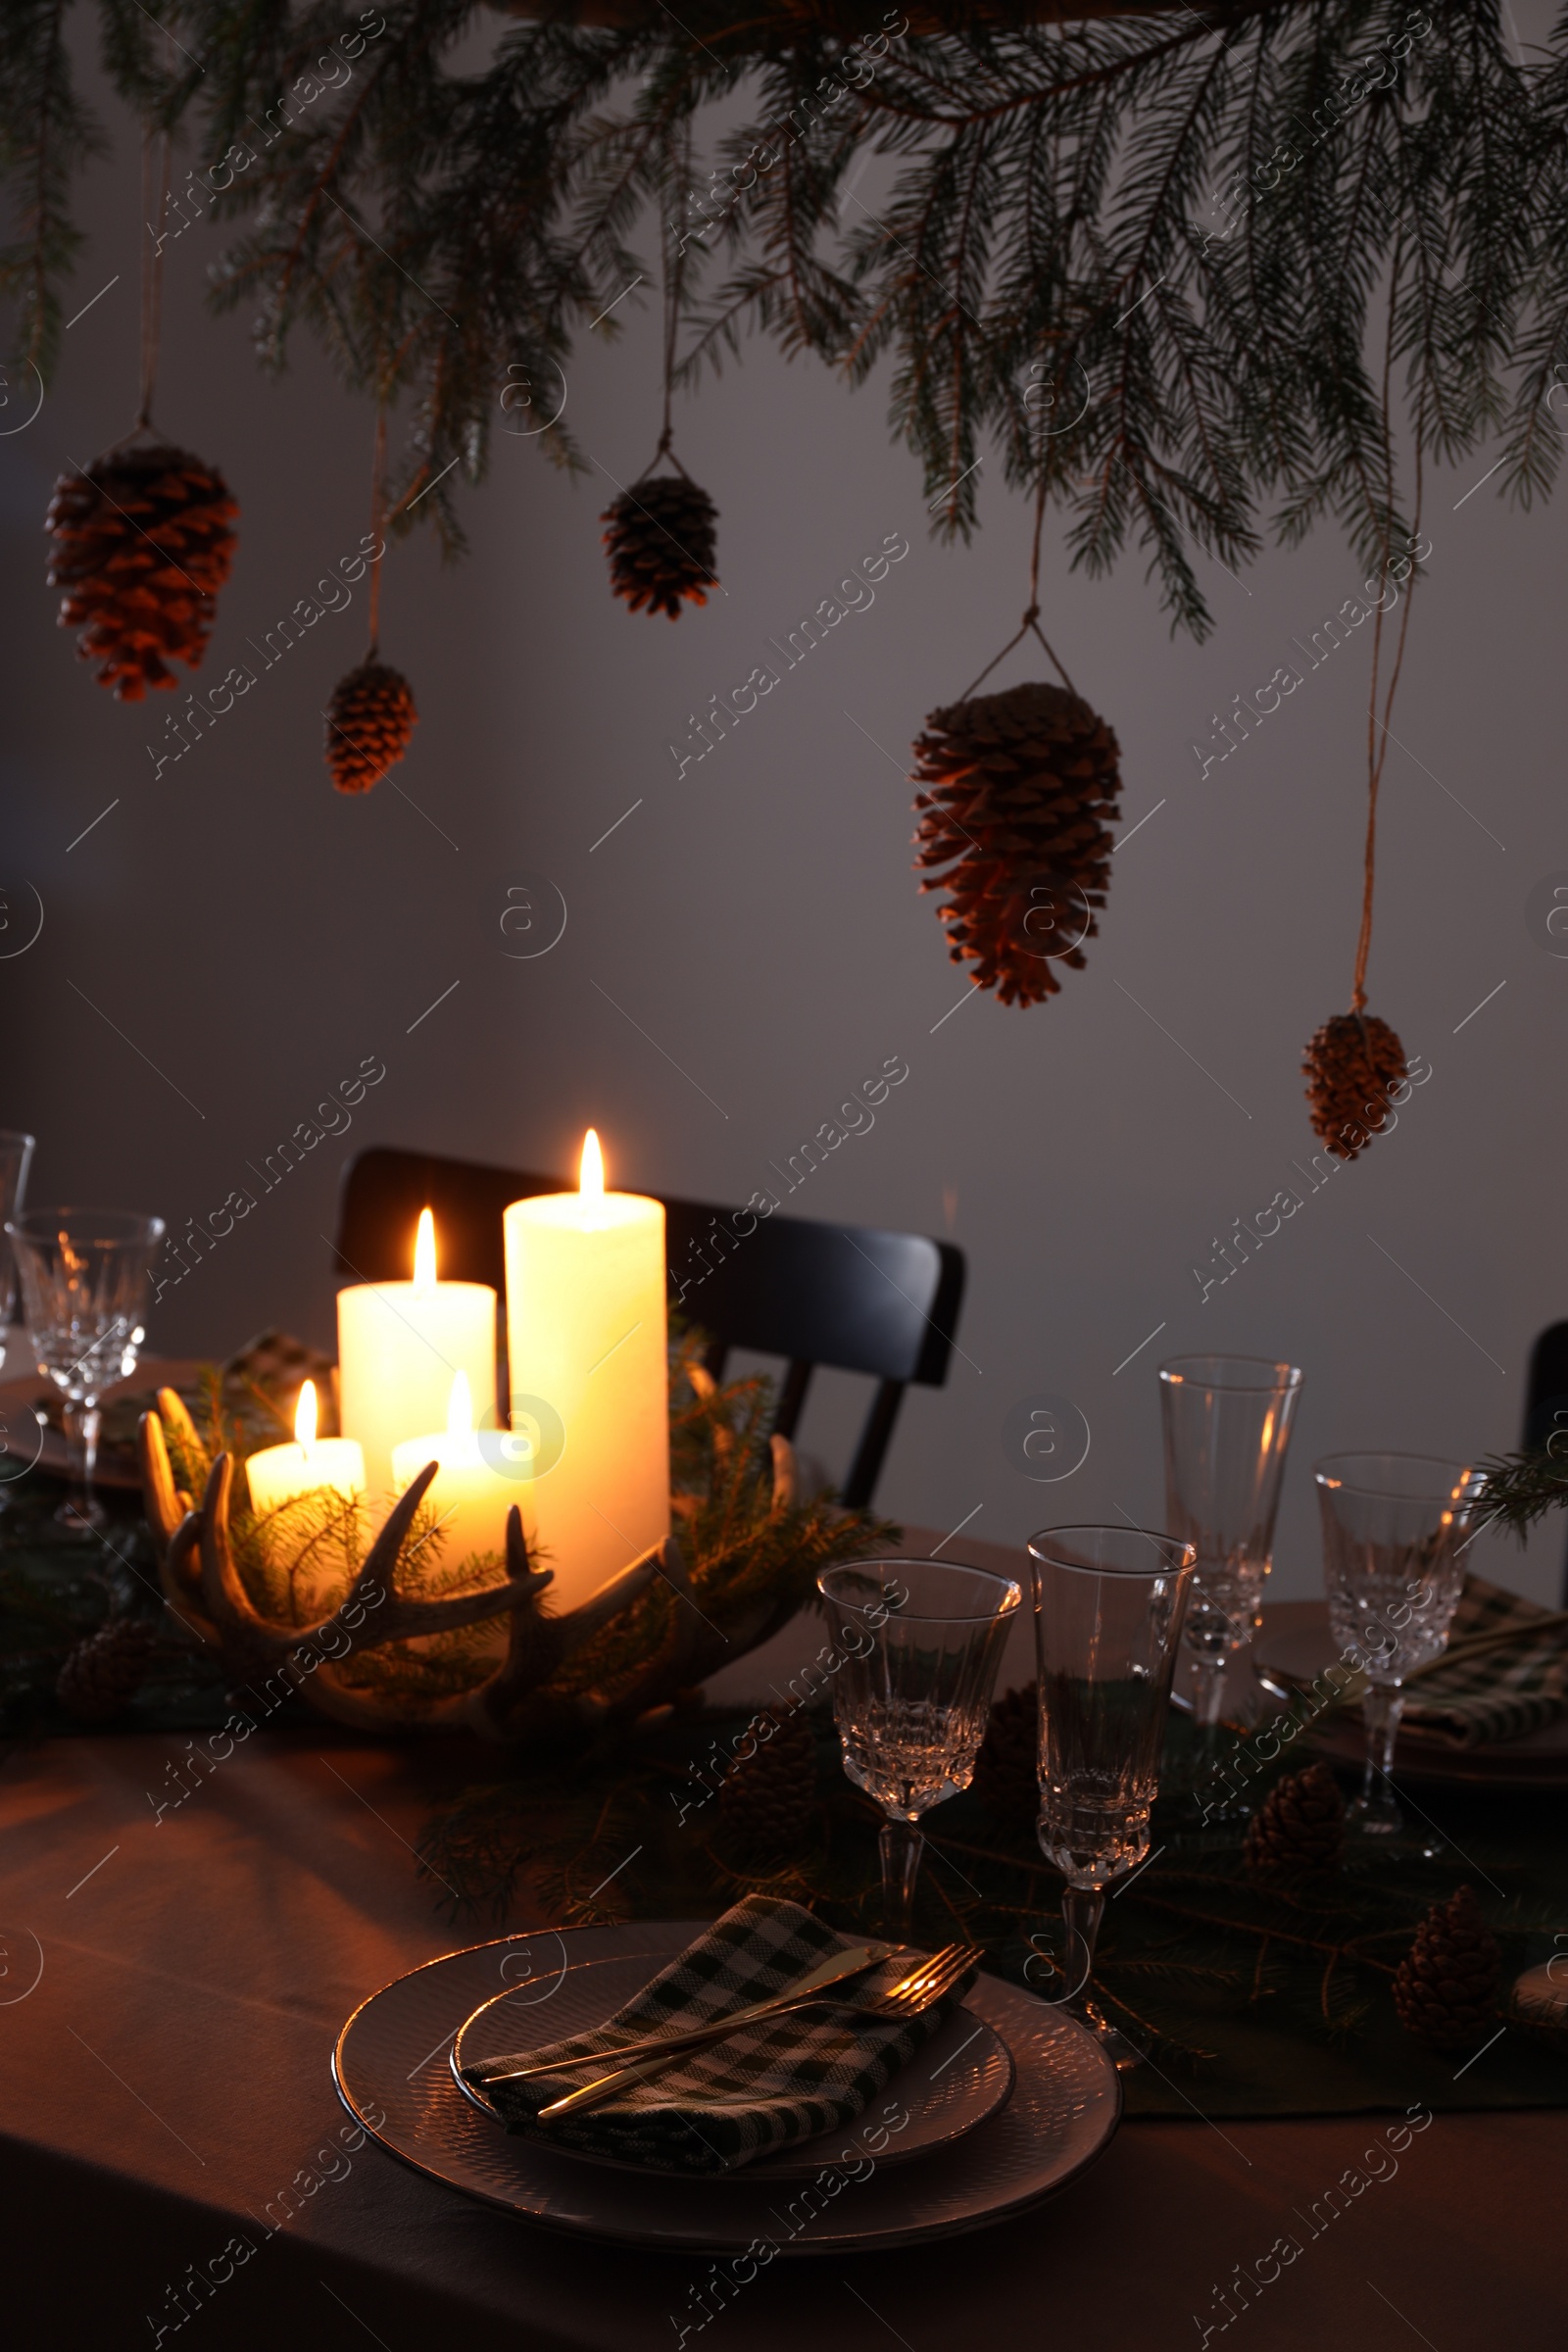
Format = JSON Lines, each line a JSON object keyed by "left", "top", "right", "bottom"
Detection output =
{"left": 2, "top": 1494, "right": 1561, "bottom": 2352}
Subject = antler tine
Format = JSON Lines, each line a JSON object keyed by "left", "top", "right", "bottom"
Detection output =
{"left": 155, "top": 1386, "right": 208, "bottom": 1485}
{"left": 769, "top": 1431, "right": 798, "bottom": 1517}
{"left": 341, "top": 1460, "right": 437, "bottom": 1622}
{"left": 468, "top": 1531, "right": 662, "bottom": 1740}
{"left": 198, "top": 1455, "right": 298, "bottom": 1655}
{"left": 139, "top": 1407, "right": 186, "bottom": 1549}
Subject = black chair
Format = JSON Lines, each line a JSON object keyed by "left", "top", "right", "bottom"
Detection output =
{"left": 332, "top": 1147, "right": 966, "bottom": 1510}
{"left": 1523, "top": 1322, "right": 1568, "bottom": 1604}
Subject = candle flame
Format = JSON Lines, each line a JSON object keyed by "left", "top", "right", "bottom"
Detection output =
{"left": 447, "top": 1368, "right": 473, "bottom": 1438}
{"left": 412, "top": 1206, "right": 437, "bottom": 1297}
{"left": 294, "top": 1379, "right": 318, "bottom": 1450}
{"left": 580, "top": 1128, "right": 605, "bottom": 1200}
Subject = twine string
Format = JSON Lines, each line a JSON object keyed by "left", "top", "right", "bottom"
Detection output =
{"left": 367, "top": 407, "right": 386, "bottom": 661}
{"left": 137, "top": 127, "right": 171, "bottom": 430}
{"left": 959, "top": 478, "right": 1079, "bottom": 701}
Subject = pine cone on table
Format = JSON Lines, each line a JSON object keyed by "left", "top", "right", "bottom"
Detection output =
{"left": 716, "top": 1710, "right": 817, "bottom": 1861}
{"left": 601, "top": 474, "right": 718, "bottom": 618}
{"left": 324, "top": 661, "right": 417, "bottom": 793}
{"left": 45, "top": 438, "right": 238, "bottom": 701}
{"left": 1242, "top": 1761, "right": 1347, "bottom": 1875}
{"left": 56, "top": 1618, "right": 155, "bottom": 1723}
{"left": 970, "top": 1683, "right": 1040, "bottom": 1826}
{"left": 1302, "top": 1009, "right": 1407, "bottom": 1160}
{"left": 912, "top": 681, "right": 1121, "bottom": 1007}
{"left": 1393, "top": 1885, "right": 1502, "bottom": 2052}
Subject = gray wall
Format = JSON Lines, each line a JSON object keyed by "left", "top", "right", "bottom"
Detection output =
{"left": 4, "top": 34, "right": 1563, "bottom": 1605}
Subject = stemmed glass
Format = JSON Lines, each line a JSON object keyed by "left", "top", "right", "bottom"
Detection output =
{"left": 1314, "top": 1452, "right": 1478, "bottom": 1843}
{"left": 0, "top": 1131, "right": 35, "bottom": 1373}
{"left": 7, "top": 1209, "right": 164, "bottom": 1532}
{"left": 1028, "top": 1524, "right": 1196, "bottom": 2069}
{"left": 1158, "top": 1355, "right": 1303, "bottom": 1777}
{"left": 817, "top": 1558, "right": 1020, "bottom": 1936}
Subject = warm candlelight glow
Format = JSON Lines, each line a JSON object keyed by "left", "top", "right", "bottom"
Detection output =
{"left": 294, "top": 1378, "right": 318, "bottom": 1450}
{"left": 412, "top": 1206, "right": 437, "bottom": 1299}
{"left": 391, "top": 1365, "right": 520, "bottom": 1571}
{"left": 447, "top": 1369, "right": 474, "bottom": 1441}
{"left": 580, "top": 1128, "right": 605, "bottom": 1200}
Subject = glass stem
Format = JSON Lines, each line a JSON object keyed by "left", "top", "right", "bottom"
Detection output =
{"left": 1061, "top": 1884, "right": 1103, "bottom": 2002}
{"left": 1356, "top": 1684, "right": 1406, "bottom": 1829}
{"left": 1188, "top": 1650, "right": 1228, "bottom": 1727}
{"left": 878, "top": 1819, "right": 925, "bottom": 1938}
{"left": 63, "top": 1399, "right": 99, "bottom": 1523}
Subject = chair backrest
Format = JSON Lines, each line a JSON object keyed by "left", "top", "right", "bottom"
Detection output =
{"left": 1523, "top": 1323, "right": 1568, "bottom": 1605}
{"left": 332, "top": 1146, "right": 965, "bottom": 1509}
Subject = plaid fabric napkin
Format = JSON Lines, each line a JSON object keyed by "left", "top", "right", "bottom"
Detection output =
{"left": 468, "top": 1896, "right": 970, "bottom": 2176}
{"left": 1400, "top": 1572, "right": 1568, "bottom": 1747}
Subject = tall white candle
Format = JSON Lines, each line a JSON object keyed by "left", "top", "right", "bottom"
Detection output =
{"left": 391, "top": 1370, "right": 523, "bottom": 1573}
{"left": 337, "top": 1207, "right": 498, "bottom": 1510}
{"left": 503, "top": 1130, "right": 668, "bottom": 1611}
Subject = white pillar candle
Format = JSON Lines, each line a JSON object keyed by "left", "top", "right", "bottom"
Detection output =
{"left": 503, "top": 1129, "right": 669, "bottom": 1611}
{"left": 391, "top": 1370, "right": 522, "bottom": 1573}
{"left": 243, "top": 1382, "right": 366, "bottom": 1620}
{"left": 337, "top": 1207, "right": 498, "bottom": 1511}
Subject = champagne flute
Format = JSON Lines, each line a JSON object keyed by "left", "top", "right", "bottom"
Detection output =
{"left": 1028, "top": 1524, "right": 1196, "bottom": 2068}
{"left": 817, "top": 1559, "right": 1020, "bottom": 1936}
{"left": 1313, "top": 1452, "right": 1477, "bottom": 1842}
{"left": 7, "top": 1208, "right": 164, "bottom": 1532}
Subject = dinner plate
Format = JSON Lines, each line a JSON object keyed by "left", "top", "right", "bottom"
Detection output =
{"left": 449, "top": 1948, "right": 1015, "bottom": 2180}
{"left": 1254, "top": 1620, "right": 1568, "bottom": 1787}
{"left": 332, "top": 1922, "right": 1121, "bottom": 2253}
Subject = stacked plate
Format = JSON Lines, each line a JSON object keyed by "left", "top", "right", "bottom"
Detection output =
{"left": 331, "top": 1923, "right": 1121, "bottom": 2253}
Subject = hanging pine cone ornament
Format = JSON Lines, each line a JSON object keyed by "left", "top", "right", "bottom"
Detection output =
{"left": 912, "top": 682, "right": 1121, "bottom": 1006}
{"left": 45, "top": 438, "right": 237, "bottom": 701}
{"left": 324, "top": 661, "right": 417, "bottom": 794}
{"left": 1393, "top": 1885, "right": 1502, "bottom": 2051}
{"left": 1302, "top": 1009, "right": 1407, "bottom": 1160}
{"left": 716, "top": 1709, "right": 817, "bottom": 1861}
{"left": 1242, "top": 1761, "right": 1346, "bottom": 1875}
{"left": 56, "top": 1618, "right": 155, "bottom": 1723}
{"left": 601, "top": 474, "right": 718, "bottom": 618}
{"left": 970, "top": 1683, "right": 1041, "bottom": 1826}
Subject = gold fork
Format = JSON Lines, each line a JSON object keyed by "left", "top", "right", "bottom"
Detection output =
{"left": 535, "top": 1941, "right": 979, "bottom": 2123}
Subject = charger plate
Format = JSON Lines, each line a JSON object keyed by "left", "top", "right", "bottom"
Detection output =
{"left": 448, "top": 1948, "right": 1014, "bottom": 2180}
{"left": 332, "top": 1922, "right": 1121, "bottom": 2253}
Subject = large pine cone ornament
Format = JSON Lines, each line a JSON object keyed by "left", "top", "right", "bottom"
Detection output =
{"left": 325, "top": 662, "right": 417, "bottom": 794}
{"left": 970, "top": 1683, "right": 1040, "bottom": 1825}
{"left": 45, "top": 438, "right": 238, "bottom": 701}
{"left": 1302, "top": 1009, "right": 1406, "bottom": 1159}
{"left": 1393, "top": 1885, "right": 1502, "bottom": 2051}
{"left": 716, "top": 1709, "right": 817, "bottom": 1860}
{"left": 57, "top": 1618, "right": 155, "bottom": 1723}
{"left": 1242, "top": 1761, "right": 1346, "bottom": 1875}
{"left": 601, "top": 474, "right": 718, "bottom": 617}
{"left": 912, "top": 682, "right": 1121, "bottom": 1006}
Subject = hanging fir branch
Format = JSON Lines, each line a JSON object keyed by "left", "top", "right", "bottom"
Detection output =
{"left": 2, "top": 5, "right": 1565, "bottom": 628}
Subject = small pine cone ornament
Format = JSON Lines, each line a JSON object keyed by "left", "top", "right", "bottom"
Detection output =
{"left": 912, "top": 682, "right": 1121, "bottom": 1006}
{"left": 1242, "top": 1761, "right": 1346, "bottom": 1875}
{"left": 716, "top": 1710, "right": 817, "bottom": 1861}
{"left": 601, "top": 474, "right": 718, "bottom": 618}
{"left": 970, "top": 1683, "right": 1040, "bottom": 1826}
{"left": 1302, "top": 1009, "right": 1407, "bottom": 1160}
{"left": 45, "top": 437, "right": 237, "bottom": 701}
{"left": 56, "top": 1618, "right": 155, "bottom": 1723}
{"left": 1393, "top": 1885, "right": 1502, "bottom": 2051}
{"left": 325, "top": 661, "right": 417, "bottom": 794}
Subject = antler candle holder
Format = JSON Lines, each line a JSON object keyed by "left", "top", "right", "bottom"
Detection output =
{"left": 139, "top": 1377, "right": 809, "bottom": 1740}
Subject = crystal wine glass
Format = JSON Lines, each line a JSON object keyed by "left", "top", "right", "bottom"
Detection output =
{"left": 7, "top": 1208, "right": 164, "bottom": 1532}
{"left": 1029, "top": 1524, "right": 1196, "bottom": 2069}
{"left": 817, "top": 1558, "right": 1021, "bottom": 1936}
{"left": 1313, "top": 1452, "right": 1477, "bottom": 1842}
{"left": 0, "top": 1131, "right": 35, "bottom": 1373}
{"left": 1158, "top": 1354, "right": 1303, "bottom": 1786}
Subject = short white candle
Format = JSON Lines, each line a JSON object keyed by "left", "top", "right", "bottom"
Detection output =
{"left": 337, "top": 1207, "right": 498, "bottom": 1509}
{"left": 391, "top": 1370, "right": 523, "bottom": 1574}
{"left": 243, "top": 1381, "right": 366, "bottom": 1621}
{"left": 504, "top": 1129, "right": 668, "bottom": 1612}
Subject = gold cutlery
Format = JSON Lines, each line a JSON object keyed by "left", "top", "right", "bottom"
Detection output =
{"left": 535, "top": 1940, "right": 979, "bottom": 2123}
{"left": 465, "top": 1940, "right": 895, "bottom": 2088}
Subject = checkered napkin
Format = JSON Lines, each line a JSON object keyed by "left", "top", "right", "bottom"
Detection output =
{"left": 468, "top": 1896, "right": 971, "bottom": 2176}
{"left": 1400, "top": 1573, "right": 1568, "bottom": 1747}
